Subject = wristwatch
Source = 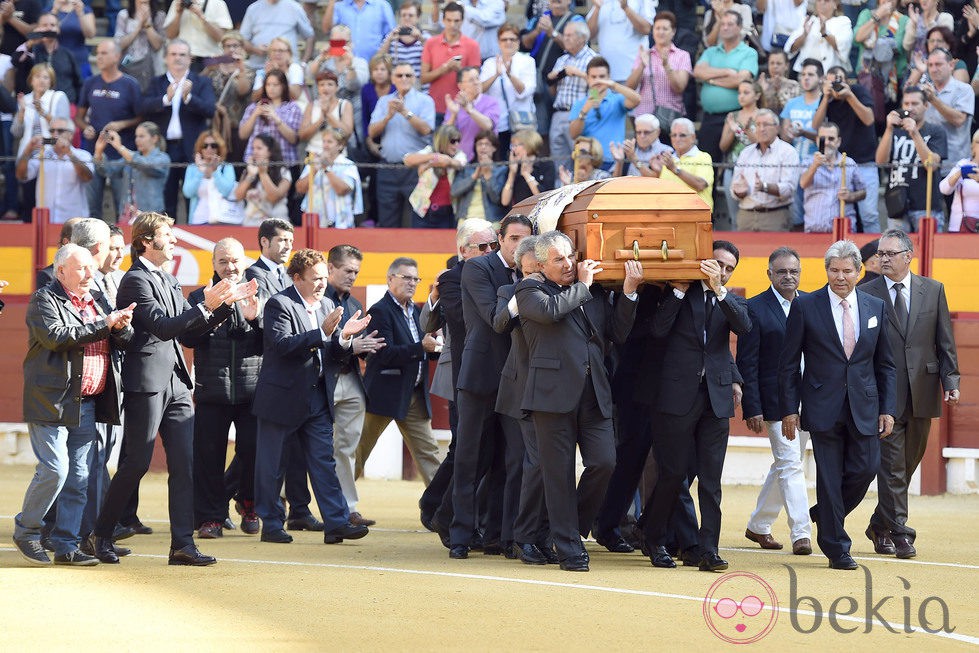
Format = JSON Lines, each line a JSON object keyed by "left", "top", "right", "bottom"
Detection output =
{"left": 404, "top": 110, "right": 415, "bottom": 119}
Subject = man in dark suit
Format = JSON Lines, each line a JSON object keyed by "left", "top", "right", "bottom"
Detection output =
{"left": 516, "top": 230, "right": 642, "bottom": 572}
{"left": 780, "top": 239, "right": 896, "bottom": 570}
{"left": 140, "top": 38, "right": 216, "bottom": 219}
{"left": 640, "top": 240, "right": 752, "bottom": 572}
{"left": 356, "top": 257, "right": 442, "bottom": 490}
{"left": 252, "top": 248, "right": 372, "bottom": 545}
{"left": 861, "top": 229, "right": 959, "bottom": 559}
{"left": 14, "top": 245, "right": 133, "bottom": 566}
{"left": 92, "top": 212, "right": 254, "bottom": 566}
{"left": 737, "top": 247, "right": 813, "bottom": 556}
{"left": 449, "top": 215, "right": 534, "bottom": 559}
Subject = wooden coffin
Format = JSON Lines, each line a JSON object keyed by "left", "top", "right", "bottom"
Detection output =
{"left": 507, "top": 176, "right": 712, "bottom": 283}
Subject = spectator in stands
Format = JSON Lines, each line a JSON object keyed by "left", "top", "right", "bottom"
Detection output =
{"left": 648, "top": 117, "right": 714, "bottom": 208}
{"left": 301, "top": 71, "right": 355, "bottom": 161}
{"left": 421, "top": 2, "right": 481, "bottom": 122}
{"left": 758, "top": 0, "right": 807, "bottom": 56}
{"left": 799, "top": 121, "right": 866, "bottom": 232}
{"left": 586, "top": 0, "right": 655, "bottom": 83}
{"left": 0, "top": 0, "right": 43, "bottom": 66}
{"left": 94, "top": 121, "right": 170, "bottom": 217}
{"left": 546, "top": 20, "right": 596, "bottom": 174}
{"left": 164, "top": 0, "right": 233, "bottom": 70}
{"left": 786, "top": 0, "right": 853, "bottom": 75}
{"left": 781, "top": 58, "right": 823, "bottom": 230}
{"left": 814, "top": 65, "right": 881, "bottom": 232}
{"left": 404, "top": 123, "right": 468, "bottom": 228}
{"left": 12, "top": 64, "right": 70, "bottom": 159}
{"left": 13, "top": 13, "right": 82, "bottom": 103}
{"left": 940, "top": 129, "right": 979, "bottom": 232}
{"left": 15, "top": 117, "right": 92, "bottom": 224}
{"left": 75, "top": 39, "right": 143, "bottom": 222}
{"left": 444, "top": 66, "right": 501, "bottom": 162}
{"left": 114, "top": 0, "right": 167, "bottom": 92}
{"left": 569, "top": 57, "right": 640, "bottom": 171}
{"left": 876, "top": 87, "right": 947, "bottom": 231}
{"left": 627, "top": 11, "right": 691, "bottom": 124}
{"left": 252, "top": 37, "right": 304, "bottom": 102}
{"left": 730, "top": 108, "right": 800, "bottom": 231}
{"left": 703, "top": 0, "right": 753, "bottom": 47}
{"left": 362, "top": 54, "right": 394, "bottom": 139}
{"left": 234, "top": 133, "right": 291, "bottom": 225}
{"left": 521, "top": 0, "right": 584, "bottom": 137}
{"left": 720, "top": 79, "right": 761, "bottom": 226}
{"left": 758, "top": 50, "right": 800, "bottom": 115}
{"left": 452, "top": 129, "right": 506, "bottom": 221}
{"left": 202, "top": 31, "right": 255, "bottom": 162}
{"left": 558, "top": 135, "right": 611, "bottom": 184}
{"left": 853, "top": 1, "right": 908, "bottom": 123}
{"left": 462, "top": 0, "right": 507, "bottom": 60}
{"left": 609, "top": 114, "right": 672, "bottom": 176}
{"left": 694, "top": 10, "right": 758, "bottom": 164}
{"left": 500, "top": 127, "right": 554, "bottom": 208}
{"left": 183, "top": 130, "right": 239, "bottom": 225}
{"left": 480, "top": 23, "right": 536, "bottom": 156}
{"left": 322, "top": 0, "right": 396, "bottom": 63}
{"left": 306, "top": 25, "right": 370, "bottom": 141}
{"left": 240, "top": 0, "right": 314, "bottom": 71}
{"left": 920, "top": 48, "right": 973, "bottom": 177}
{"left": 381, "top": 0, "right": 428, "bottom": 81}
{"left": 296, "top": 128, "right": 362, "bottom": 228}
{"left": 46, "top": 0, "right": 93, "bottom": 73}
{"left": 906, "top": 27, "right": 970, "bottom": 87}
{"left": 369, "top": 61, "right": 436, "bottom": 227}
{"left": 903, "top": 0, "right": 953, "bottom": 56}
{"left": 240, "top": 69, "right": 302, "bottom": 163}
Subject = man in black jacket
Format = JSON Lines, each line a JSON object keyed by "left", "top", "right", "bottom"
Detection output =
{"left": 183, "top": 238, "right": 263, "bottom": 539}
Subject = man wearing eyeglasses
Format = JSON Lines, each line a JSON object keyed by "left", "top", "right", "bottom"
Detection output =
{"left": 730, "top": 108, "right": 800, "bottom": 231}
{"left": 357, "top": 257, "right": 443, "bottom": 490}
{"left": 15, "top": 118, "right": 93, "bottom": 224}
{"left": 799, "top": 122, "right": 866, "bottom": 233}
{"left": 861, "top": 229, "right": 959, "bottom": 560}
{"left": 610, "top": 113, "right": 672, "bottom": 178}
{"left": 643, "top": 117, "right": 714, "bottom": 209}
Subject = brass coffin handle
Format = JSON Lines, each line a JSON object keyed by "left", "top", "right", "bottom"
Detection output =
{"left": 633, "top": 240, "right": 640, "bottom": 261}
{"left": 661, "top": 240, "right": 669, "bottom": 261}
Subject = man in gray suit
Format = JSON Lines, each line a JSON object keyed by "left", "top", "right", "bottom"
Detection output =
{"left": 515, "top": 230, "right": 642, "bottom": 572}
{"left": 862, "top": 229, "right": 959, "bottom": 559}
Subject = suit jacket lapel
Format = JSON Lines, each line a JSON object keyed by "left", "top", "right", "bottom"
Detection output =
{"left": 907, "top": 274, "right": 925, "bottom": 335}
{"left": 855, "top": 291, "right": 878, "bottom": 357}
{"left": 764, "top": 290, "right": 787, "bottom": 326}
{"left": 386, "top": 293, "right": 415, "bottom": 343}
{"left": 817, "top": 286, "right": 847, "bottom": 359}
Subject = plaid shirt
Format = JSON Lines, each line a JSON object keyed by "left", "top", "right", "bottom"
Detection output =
{"left": 241, "top": 100, "right": 304, "bottom": 163}
{"left": 633, "top": 44, "right": 691, "bottom": 116}
{"left": 66, "top": 289, "right": 109, "bottom": 397}
{"left": 550, "top": 46, "right": 597, "bottom": 111}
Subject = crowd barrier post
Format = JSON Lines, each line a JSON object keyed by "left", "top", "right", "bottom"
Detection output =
{"left": 304, "top": 212, "right": 320, "bottom": 252}
{"left": 32, "top": 207, "right": 50, "bottom": 290}
{"left": 918, "top": 215, "right": 936, "bottom": 278}
{"left": 832, "top": 215, "right": 850, "bottom": 241}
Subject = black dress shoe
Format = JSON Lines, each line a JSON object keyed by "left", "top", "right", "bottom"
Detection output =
{"left": 595, "top": 533, "right": 635, "bottom": 553}
{"left": 260, "top": 529, "right": 293, "bottom": 544}
{"left": 865, "top": 526, "right": 896, "bottom": 555}
{"left": 124, "top": 521, "right": 154, "bottom": 535}
{"left": 449, "top": 545, "right": 469, "bottom": 559}
{"left": 515, "top": 543, "right": 547, "bottom": 565}
{"left": 699, "top": 552, "right": 729, "bottom": 572}
{"left": 93, "top": 536, "right": 119, "bottom": 564}
{"left": 503, "top": 542, "right": 519, "bottom": 559}
{"left": 829, "top": 553, "right": 858, "bottom": 570}
{"left": 559, "top": 553, "right": 589, "bottom": 572}
{"left": 482, "top": 541, "right": 504, "bottom": 555}
{"left": 892, "top": 534, "right": 917, "bottom": 559}
{"left": 287, "top": 515, "right": 325, "bottom": 531}
{"left": 536, "top": 543, "right": 559, "bottom": 564}
{"left": 323, "top": 522, "right": 369, "bottom": 544}
{"left": 82, "top": 534, "right": 130, "bottom": 557}
{"left": 679, "top": 548, "right": 701, "bottom": 567}
{"left": 169, "top": 545, "right": 217, "bottom": 566}
{"left": 112, "top": 524, "right": 136, "bottom": 542}
{"left": 650, "top": 546, "right": 677, "bottom": 568}
{"left": 470, "top": 531, "right": 485, "bottom": 551}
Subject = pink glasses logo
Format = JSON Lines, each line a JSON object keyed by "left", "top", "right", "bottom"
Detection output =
{"left": 703, "top": 572, "right": 779, "bottom": 644}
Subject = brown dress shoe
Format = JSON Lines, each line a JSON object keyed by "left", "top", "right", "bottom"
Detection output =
{"left": 745, "top": 529, "right": 783, "bottom": 550}
{"left": 892, "top": 534, "right": 916, "bottom": 559}
{"left": 349, "top": 512, "right": 376, "bottom": 527}
{"left": 865, "top": 526, "right": 896, "bottom": 555}
{"left": 792, "top": 538, "right": 812, "bottom": 555}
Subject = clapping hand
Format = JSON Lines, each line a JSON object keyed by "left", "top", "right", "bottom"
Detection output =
{"left": 558, "top": 164, "right": 572, "bottom": 185}
{"left": 340, "top": 309, "right": 372, "bottom": 339}
{"left": 106, "top": 302, "right": 136, "bottom": 330}
{"left": 352, "top": 329, "right": 386, "bottom": 355}
{"left": 228, "top": 278, "right": 258, "bottom": 304}
{"left": 240, "top": 293, "right": 261, "bottom": 321}
{"left": 608, "top": 141, "right": 624, "bottom": 161}
{"left": 444, "top": 93, "right": 460, "bottom": 115}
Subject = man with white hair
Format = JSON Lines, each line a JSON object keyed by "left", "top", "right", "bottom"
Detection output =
{"left": 545, "top": 20, "right": 596, "bottom": 174}
{"left": 15, "top": 118, "right": 93, "bottom": 224}
{"left": 730, "top": 107, "right": 800, "bottom": 231}
{"left": 14, "top": 244, "right": 134, "bottom": 566}
{"left": 611, "top": 114, "right": 673, "bottom": 177}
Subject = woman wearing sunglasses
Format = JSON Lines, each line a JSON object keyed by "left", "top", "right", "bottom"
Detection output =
{"left": 183, "top": 130, "right": 239, "bottom": 225}
{"left": 558, "top": 136, "right": 610, "bottom": 185}
{"left": 404, "top": 124, "right": 467, "bottom": 228}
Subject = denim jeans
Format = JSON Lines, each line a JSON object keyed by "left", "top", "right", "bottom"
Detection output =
{"left": 854, "top": 163, "right": 881, "bottom": 233}
{"left": 79, "top": 422, "right": 116, "bottom": 538}
{"left": 897, "top": 209, "right": 946, "bottom": 234}
{"left": 87, "top": 163, "right": 128, "bottom": 222}
{"left": 15, "top": 399, "right": 98, "bottom": 556}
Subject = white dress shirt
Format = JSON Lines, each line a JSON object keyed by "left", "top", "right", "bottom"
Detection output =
{"left": 885, "top": 272, "right": 911, "bottom": 314}
{"left": 829, "top": 288, "right": 859, "bottom": 349}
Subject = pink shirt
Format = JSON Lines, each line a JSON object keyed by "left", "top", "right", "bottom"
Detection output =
{"left": 632, "top": 44, "right": 691, "bottom": 117}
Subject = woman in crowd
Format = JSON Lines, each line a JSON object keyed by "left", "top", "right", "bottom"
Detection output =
{"left": 703, "top": 0, "right": 754, "bottom": 46}
{"left": 404, "top": 124, "right": 468, "bottom": 228}
{"left": 234, "top": 133, "right": 291, "bottom": 225}
{"left": 296, "top": 128, "right": 362, "bottom": 228}
{"left": 939, "top": 129, "right": 979, "bottom": 232}
{"left": 854, "top": 0, "right": 909, "bottom": 124}
{"left": 94, "top": 121, "right": 170, "bottom": 218}
{"left": 558, "top": 136, "right": 611, "bottom": 185}
{"left": 785, "top": 0, "right": 853, "bottom": 75}
{"left": 202, "top": 31, "right": 255, "bottom": 163}
{"left": 758, "top": 50, "right": 800, "bottom": 116}
{"left": 381, "top": 0, "right": 428, "bottom": 81}
{"left": 114, "top": 0, "right": 166, "bottom": 92}
{"left": 299, "top": 71, "right": 354, "bottom": 159}
{"left": 627, "top": 11, "right": 691, "bottom": 132}
{"left": 479, "top": 23, "right": 536, "bottom": 156}
{"left": 499, "top": 128, "right": 553, "bottom": 209}
{"left": 906, "top": 26, "right": 971, "bottom": 86}
{"left": 11, "top": 64, "right": 70, "bottom": 158}
{"left": 183, "top": 130, "right": 239, "bottom": 225}
{"left": 252, "top": 37, "right": 304, "bottom": 101}
{"left": 49, "top": 0, "right": 95, "bottom": 78}
{"left": 720, "top": 79, "right": 761, "bottom": 224}
{"left": 239, "top": 69, "right": 302, "bottom": 164}
{"left": 903, "top": 0, "right": 953, "bottom": 56}
{"left": 452, "top": 129, "right": 506, "bottom": 222}
{"left": 361, "top": 54, "right": 394, "bottom": 139}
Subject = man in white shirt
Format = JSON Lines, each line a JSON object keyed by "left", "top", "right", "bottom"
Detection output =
{"left": 15, "top": 118, "right": 93, "bottom": 224}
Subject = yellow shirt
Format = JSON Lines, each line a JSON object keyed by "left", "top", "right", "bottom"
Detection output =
{"left": 659, "top": 147, "right": 714, "bottom": 210}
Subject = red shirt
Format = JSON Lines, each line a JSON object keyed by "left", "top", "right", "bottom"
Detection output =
{"left": 429, "top": 173, "right": 451, "bottom": 209}
{"left": 421, "top": 33, "right": 481, "bottom": 114}
{"left": 66, "top": 288, "right": 110, "bottom": 397}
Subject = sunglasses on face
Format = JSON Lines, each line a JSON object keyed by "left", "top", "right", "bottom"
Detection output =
{"left": 449, "top": 137, "right": 461, "bottom": 144}
{"left": 394, "top": 73, "right": 414, "bottom": 78}
{"left": 469, "top": 241, "right": 500, "bottom": 252}
{"left": 634, "top": 130, "right": 655, "bottom": 135}
{"left": 201, "top": 142, "right": 220, "bottom": 150}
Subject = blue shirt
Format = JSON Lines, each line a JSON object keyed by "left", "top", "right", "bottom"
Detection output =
{"left": 78, "top": 73, "right": 143, "bottom": 159}
{"left": 331, "top": 0, "right": 396, "bottom": 62}
{"left": 780, "top": 94, "right": 821, "bottom": 160}
{"left": 370, "top": 88, "right": 436, "bottom": 162}
{"left": 801, "top": 153, "right": 865, "bottom": 232}
{"left": 240, "top": 0, "right": 315, "bottom": 69}
{"left": 569, "top": 90, "right": 629, "bottom": 163}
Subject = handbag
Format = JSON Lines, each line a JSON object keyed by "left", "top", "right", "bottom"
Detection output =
{"left": 884, "top": 184, "right": 909, "bottom": 221}
{"left": 957, "top": 184, "right": 979, "bottom": 232}
{"left": 498, "top": 77, "right": 537, "bottom": 133}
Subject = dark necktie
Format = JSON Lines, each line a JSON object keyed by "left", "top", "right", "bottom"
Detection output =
{"left": 704, "top": 289, "right": 715, "bottom": 336}
{"left": 154, "top": 270, "right": 175, "bottom": 316}
{"left": 893, "top": 282, "right": 908, "bottom": 334}
{"left": 277, "top": 265, "right": 288, "bottom": 291}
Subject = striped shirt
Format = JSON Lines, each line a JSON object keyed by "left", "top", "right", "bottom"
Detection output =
{"left": 550, "top": 46, "right": 597, "bottom": 111}
{"left": 801, "top": 154, "right": 864, "bottom": 232}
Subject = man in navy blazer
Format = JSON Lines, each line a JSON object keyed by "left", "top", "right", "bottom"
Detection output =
{"left": 737, "top": 247, "right": 812, "bottom": 556}
{"left": 779, "top": 240, "right": 896, "bottom": 570}
{"left": 252, "top": 248, "right": 372, "bottom": 545}
{"left": 140, "top": 39, "right": 216, "bottom": 219}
